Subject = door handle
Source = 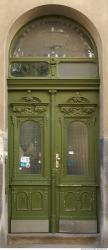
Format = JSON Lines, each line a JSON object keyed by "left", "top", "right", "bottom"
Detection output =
{"left": 56, "top": 153, "right": 61, "bottom": 169}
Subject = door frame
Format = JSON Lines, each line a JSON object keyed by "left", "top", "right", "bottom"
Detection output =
{"left": 8, "top": 77, "right": 100, "bottom": 233}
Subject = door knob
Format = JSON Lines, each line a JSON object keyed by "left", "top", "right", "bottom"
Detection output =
{"left": 56, "top": 153, "right": 61, "bottom": 169}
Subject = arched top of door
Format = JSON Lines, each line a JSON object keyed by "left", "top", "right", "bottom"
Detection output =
{"left": 10, "top": 15, "right": 97, "bottom": 58}
{"left": 9, "top": 15, "right": 99, "bottom": 79}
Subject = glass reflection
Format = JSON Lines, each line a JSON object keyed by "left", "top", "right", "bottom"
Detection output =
{"left": 67, "top": 121, "right": 88, "bottom": 175}
{"left": 19, "top": 121, "right": 41, "bottom": 174}
{"left": 11, "top": 16, "right": 95, "bottom": 58}
{"left": 58, "top": 62, "right": 97, "bottom": 78}
{"left": 11, "top": 62, "right": 49, "bottom": 77}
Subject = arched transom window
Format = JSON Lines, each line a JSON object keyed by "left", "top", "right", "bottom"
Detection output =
{"left": 9, "top": 16, "right": 98, "bottom": 78}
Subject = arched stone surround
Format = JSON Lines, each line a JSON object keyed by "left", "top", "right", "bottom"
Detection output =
{"left": 0, "top": 1, "right": 106, "bottom": 247}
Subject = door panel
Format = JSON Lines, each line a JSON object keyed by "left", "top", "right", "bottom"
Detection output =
{"left": 9, "top": 90, "right": 50, "bottom": 232}
{"left": 55, "top": 91, "right": 99, "bottom": 233}
{"left": 9, "top": 90, "right": 99, "bottom": 233}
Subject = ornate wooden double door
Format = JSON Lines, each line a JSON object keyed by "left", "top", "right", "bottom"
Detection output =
{"left": 8, "top": 89, "right": 99, "bottom": 233}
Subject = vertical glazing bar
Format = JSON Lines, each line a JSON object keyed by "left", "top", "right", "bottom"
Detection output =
{"left": 49, "top": 89, "right": 56, "bottom": 233}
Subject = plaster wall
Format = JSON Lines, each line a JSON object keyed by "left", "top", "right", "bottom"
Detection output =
{"left": 0, "top": 0, "right": 108, "bottom": 247}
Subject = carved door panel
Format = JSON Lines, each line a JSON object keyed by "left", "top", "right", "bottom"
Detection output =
{"left": 8, "top": 90, "right": 51, "bottom": 233}
{"left": 55, "top": 91, "right": 99, "bottom": 233}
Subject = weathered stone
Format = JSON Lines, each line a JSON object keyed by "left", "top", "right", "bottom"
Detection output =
{"left": 0, "top": 162, "right": 3, "bottom": 218}
{"left": 7, "top": 233, "right": 100, "bottom": 248}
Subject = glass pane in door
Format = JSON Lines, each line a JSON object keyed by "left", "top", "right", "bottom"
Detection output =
{"left": 67, "top": 121, "right": 88, "bottom": 175}
{"left": 19, "top": 120, "right": 41, "bottom": 174}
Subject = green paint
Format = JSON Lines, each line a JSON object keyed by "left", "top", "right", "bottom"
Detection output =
{"left": 9, "top": 57, "right": 98, "bottom": 79}
{"left": 8, "top": 87, "right": 99, "bottom": 233}
{"left": 8, "top": 14, "right": 99, "bottom": 233}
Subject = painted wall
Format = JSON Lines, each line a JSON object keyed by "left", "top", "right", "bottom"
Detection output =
{"left": 0, "top": 0, "right": 108, "bottom": 247}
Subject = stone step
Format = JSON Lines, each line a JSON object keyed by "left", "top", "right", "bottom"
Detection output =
{"left": 7, "top": 233, "right": 100, "bottom": 248}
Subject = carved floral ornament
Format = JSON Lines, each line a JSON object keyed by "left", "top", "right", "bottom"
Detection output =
{"left": 59, "top": 92, "right": 97, "bottom": 116}
{"left": 10, "top": 95, "right": 48, "bottom": 114}
{"left": 11, "top": 104, "right": 48, "bottom": 114}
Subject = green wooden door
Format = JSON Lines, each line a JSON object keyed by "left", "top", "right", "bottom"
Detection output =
{"left": 8, "top": 89, "right": 99, "bottom": 233}
{"left": 54, "top": 90, "right": 99, "bottom": 233}
{"left": 9, "top": 90, "right": 51, "bottom": 233}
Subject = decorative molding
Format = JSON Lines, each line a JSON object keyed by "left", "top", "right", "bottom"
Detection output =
{"left": 23, "top": 96, "right": 41, "bottom": 103}
{"left": 10, "top": 103, "right": 48, "bottom": 114}
{"left": 59, "top": 105, "right": 96, "bottom": 116}
{"left": 10, "top": 92, "right": 48, "bottom": 115}
{"left": 67, "top": 92, "right": 89, "bottom": 104}
{"left": 49, "top": 89, "right": 57, "bottom": 95}
{"left": 11, "top": 116, "right": 15, "bottom": 125}
{"left": 16, "top": 192, "right": 29, "bottom": 211}
{"left": 20, "top": 91, "right": 42, "bottom": 103}
{"left": 59, "top": 92, "right": 97, "bottom": 116}
{"left": 12, "top": 188, "right": 48, "bottom": 217}
{"left": 62, "top": 190, "right": 96, "bottom": 213}
{"left": 31, "top": 192, "right": 43, "bottom": 211}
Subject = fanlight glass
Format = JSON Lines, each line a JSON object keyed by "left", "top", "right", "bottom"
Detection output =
{"left": 58, "top": 62, "right": 97, "bottom": 78}
{"left": 11, "top": 62, "right": 49, "bottom": 77}
{"left": 11, "top": 16, "right": 95, "bottom": 58}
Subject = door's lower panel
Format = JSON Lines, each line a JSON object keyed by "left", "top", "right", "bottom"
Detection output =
{"left": 11, "top": 186, "right": 50, "bottom": 232}
{"left": 11, "top": 186, "right": 49, "bottom": 219}
{"left": 59, "top": 186, "right": 97, "bottom": 218}
{"left": 58, "top": 186, "right": 98, "bottom": 233}
{"left": 10, "top": 186, "right": 50, "bottom": 232}
{"left": 11, "top": 220, "right": 49, "bottom": 233}
{"left": 59, "top": 220, "right": 97, "bottom": 233}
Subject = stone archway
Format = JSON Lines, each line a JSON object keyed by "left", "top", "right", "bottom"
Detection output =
{"left": 6, "top": 3, "right": 103, "bottom": 247}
